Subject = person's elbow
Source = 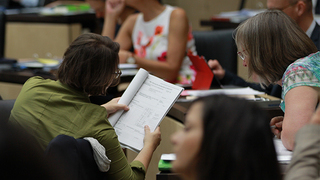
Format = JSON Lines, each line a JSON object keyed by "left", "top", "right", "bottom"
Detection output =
{"left": 281, "top": 130, "right": 295, "bottom": 151}
{"left": 163, "top": 69, "right": 180, "bottom": 82}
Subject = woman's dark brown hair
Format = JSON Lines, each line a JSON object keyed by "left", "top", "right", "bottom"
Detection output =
{"left": 193, "top": 95, "right": 281, "bottom": 180}
{"left": 57, "top": 33, "right": 121, "bottom": 95}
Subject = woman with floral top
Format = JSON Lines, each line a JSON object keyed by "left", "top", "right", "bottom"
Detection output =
{"left": 102, "top": 0, "right": 197, "bottom": 85}
{"left": 235, "top": 10, "right": 320, "bottom": 150}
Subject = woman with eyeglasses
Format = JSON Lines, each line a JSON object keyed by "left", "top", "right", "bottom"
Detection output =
{"left": 235, "top": 10, "right": 319, "bottom": 150}
{"left": 9, "top": 33, "right": 161, "bottom": 180}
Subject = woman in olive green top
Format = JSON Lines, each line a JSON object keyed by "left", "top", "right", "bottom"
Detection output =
{"left": 9, "top": 33, "right": 161, "bottom": 180}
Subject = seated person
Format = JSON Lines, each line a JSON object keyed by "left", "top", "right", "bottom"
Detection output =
{"left": 234, "top": 10, "right": 319, "bottom": 150}
{"left": 85, "top": 0, "right": 136, "bottom": 36}
{"left": 267, "top": 0, "right": 319, "bottom": 50}
{"left": 284, "top": 104, "right": 320, "bottom": 180}
{"left": 171, "top": 95, "right": 282, "bottom": 180}
{"left": 9, "top": 33, "right": 161, "bottom": 180}
{"left": 208, "top": 0, "right": 320, "bottom": 99}
{"left": 208, "top": 59, "right": 282, "bottom": 98}
{"left": 86, "top": 0, "right": 137, "bottom": 104}
{"left": 103, "top": 0, "right": 197, "bottom": 85}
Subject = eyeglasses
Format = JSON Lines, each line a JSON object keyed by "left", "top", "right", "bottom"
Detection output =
{"left": 237, "top": 49, "right": 246, "bottom": 60}
{"left": 113, "top": 70, "right": 122, "bottom": 79}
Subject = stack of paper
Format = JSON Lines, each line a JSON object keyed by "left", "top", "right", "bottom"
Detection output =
{"left": 273, "top": 138, "right": 292, "bottom": 164}
{"left": 182, "top": 87, "right": 265, "bottom": 97}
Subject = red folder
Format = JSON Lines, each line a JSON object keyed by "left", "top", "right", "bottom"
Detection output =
{"left": 188, "top": 53, "right": 214, "bottom": 90}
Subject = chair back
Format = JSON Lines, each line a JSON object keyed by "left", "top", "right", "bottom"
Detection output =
{"left": 192, "top": 29, "right": 238, "bottom": 75}
{"left": 45, "top": 135, "right": 106, "bottom": 180}
{"left": 0, "top": 99, "right": 15, "bottom": 124}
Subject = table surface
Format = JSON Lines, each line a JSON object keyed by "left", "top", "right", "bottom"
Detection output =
{"left": 0, "top": 68, "right": 134, "bottom": 84}
{"left": 5, "top": 11, "right": 97, "bottom": 31}
{"left": 6, "top": 12, "right": 96, "bottom": 23}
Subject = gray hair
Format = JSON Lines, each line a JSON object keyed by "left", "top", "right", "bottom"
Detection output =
{"left": 235, "top": 10, "right": 317, "bottom": 85}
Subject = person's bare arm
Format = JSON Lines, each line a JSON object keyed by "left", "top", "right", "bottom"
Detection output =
{"left": 281, "top": 86, "right": 318, "bottom": 150}
{"left": 114, "top": 14, "right": 137, "bottom": 51}
{"left": 133, "top": 126, "right": 161, "bottom": 171}
{"left": 101, "top": 0, "right": 126, "bottom": 39}
{"left": 284, "top": 105, "right": 320, "bottom": 180}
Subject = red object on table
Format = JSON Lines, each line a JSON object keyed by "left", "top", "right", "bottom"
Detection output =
{"left": 188, "top": 53, "right": 214, "bottom": 90}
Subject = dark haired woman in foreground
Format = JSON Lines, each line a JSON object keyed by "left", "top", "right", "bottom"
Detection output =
{"left": 171, "top": 95, "right": 281, "bottom": 180}
{"left": 9, "top": 33, "right": 161, "bottom": 180}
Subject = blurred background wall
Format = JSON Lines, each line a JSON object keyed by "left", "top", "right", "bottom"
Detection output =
{"left": 162, "top": 0, "right": 266, "bottom": 31}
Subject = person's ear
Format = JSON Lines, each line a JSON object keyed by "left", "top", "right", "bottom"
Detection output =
{"left": 295, "top": 0, "right": 306, "bottom": 17}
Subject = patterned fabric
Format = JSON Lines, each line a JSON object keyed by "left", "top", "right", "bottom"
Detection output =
{"left": 280, "top": 52, "right": 320, "bottom": 111}
{"left": 132, "top": 5, "right": 197, "bottom": 84}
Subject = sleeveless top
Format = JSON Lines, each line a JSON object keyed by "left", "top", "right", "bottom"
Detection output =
{"left": 280, "top": 51, "right": 320, "bottom": 111}
{"left": 131, "top": 5, "right": 197, "bottom": 85}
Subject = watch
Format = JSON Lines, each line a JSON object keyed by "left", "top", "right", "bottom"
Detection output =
{"left": 126, "top": 54, "right": 136, "bottom": 64}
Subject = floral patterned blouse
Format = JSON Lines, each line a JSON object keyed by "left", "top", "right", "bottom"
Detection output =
{"left": 131, "top": 5, "right": 197, "bottom": 85}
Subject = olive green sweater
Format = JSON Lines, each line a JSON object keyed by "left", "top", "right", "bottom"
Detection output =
{"left": 9, "top": 76, "right": 145, "bottom": 180}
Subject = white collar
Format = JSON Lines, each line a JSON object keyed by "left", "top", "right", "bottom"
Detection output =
{"left": 306, "top": 20, "right": 316, "bottom": 37}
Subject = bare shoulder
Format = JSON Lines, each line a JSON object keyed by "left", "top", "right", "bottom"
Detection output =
{"left": 126, "top": 13, "right": 139, "bottom": 22}
{"left": 170, "top": 7, "right": 188, "bottom": 21}
{"left": 123, "top": 13, "right": 139, "bottom": 27}
{"left": 121, "top": 13, "right": 140, "bottom": 33}
{"left": 168, "top": 7, "right": 188, "bottom": 38}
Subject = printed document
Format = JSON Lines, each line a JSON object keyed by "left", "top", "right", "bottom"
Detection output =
{"left": 108, "top": 68, "right": 184, "bottom": 152}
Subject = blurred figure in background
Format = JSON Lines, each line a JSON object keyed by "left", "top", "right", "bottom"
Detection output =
{"left": 103, "top": 0, "right": 197, "bottom": 85}
{"left": 86, "top": 0, "right": 136, "bottom": 36}
{"left": 208, "top": 0, "right": 319, "bottom": 98}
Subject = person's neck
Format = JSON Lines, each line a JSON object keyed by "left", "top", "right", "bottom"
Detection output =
{"left": 135, "top": 1, "right": 166, "bottom": 22}
{"left": 118, "top": 7, "right": 136, "bottom": 24}
{"left": 296, "top": 13, "right": 314, "bottom": 32}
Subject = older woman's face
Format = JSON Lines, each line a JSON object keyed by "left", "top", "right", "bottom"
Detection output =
{"left": 171, "top": 102, "right": 203, "bottom": 177}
